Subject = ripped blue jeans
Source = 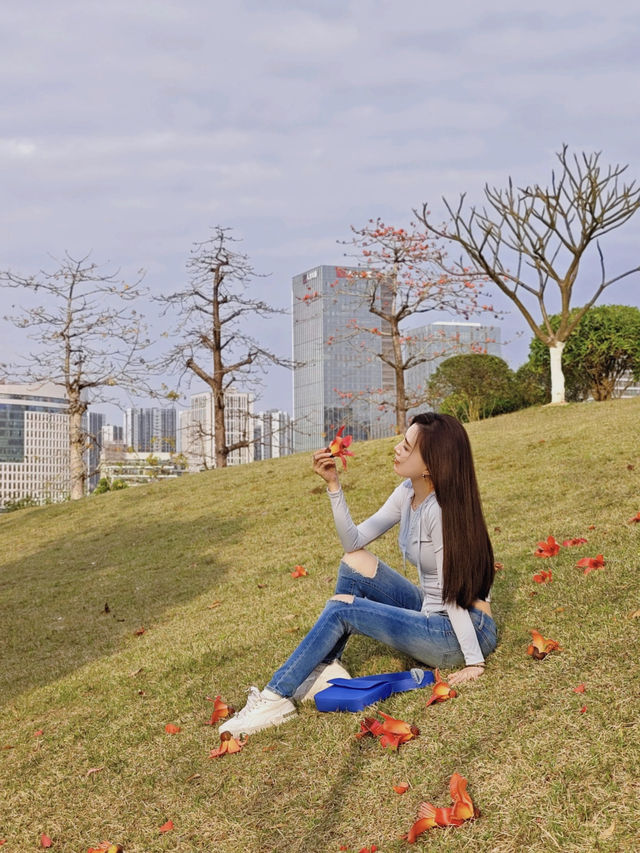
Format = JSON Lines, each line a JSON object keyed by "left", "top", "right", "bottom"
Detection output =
{"left": 266, "top": 558, "right": 498, "bottom": 698}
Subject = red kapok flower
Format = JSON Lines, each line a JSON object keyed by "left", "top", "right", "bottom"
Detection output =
{"left": 205, "top": 694, "right": 235, "bottom": 725}
{"left": 355, "top": 716, "right": 383, "bottom": 740}
{"left": 158, "top": 820, "right": 174, "bottom": 833}
{"left": 393, "top": 782, "right": 410, "bottom": 794}
{"left": 291, "top": 565, "right": 308, "bottom": 578}
{"left": 329, "top": 426, "right": 354, "bottom": 469}
{"left": 534, "top": 535, "right": 560, "bottom": 557}
{"left": 377, "top": 711, "right": 419, "bottom": 749}
{"left": 164, "top": 723, "right": 181, "bottom": 734}
{"left": 425, "top": 668, "right": 457, "bottom": 706}
{"left": 562, "top": 537, "right": 588, "bottom": 547}
{"left": 627, "top": 511, "right": 640, "bottom": 524}
{"left": 355, "top": 712, "right": 418, "bottom": 750}
{"left": 403, "top": 773, "right": 476, "bottom": 842}
{"left": 573, "top": 684, "right": 586, "bottom": 693}
{"left": 576, "top": 554, "right": 605, "bottom": 575}
{"left": 527, "top": 629, "right": 562, "bottom": 660}
{"left": 40, "top": 836, "right": 53, "bottom": 849}
{"left": 532, "top": 569, "right": 553, "bottom": 583}
{"left": 209, "top": 731, "right": 248, "bottom": 757}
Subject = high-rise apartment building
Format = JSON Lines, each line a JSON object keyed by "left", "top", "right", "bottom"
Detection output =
{"left": 405, "top": 321, "right": 502, "bottom": 411}
{"left": 124, "top": 407, "right": 177, "bottom": 452}
{"left": 0, "top": 382, "right": 70, "bottom": 508}
{"left": 254, "top": 410, "right": 293, "bottom": 461}
{"left": 178, "top": 389, "right": 254, "bottom": 470}
{"left": 101, "top": 424, "right": 124, "bottom": 446}
{"left": 292, "top": 265, "right": 395, "bottom": 452}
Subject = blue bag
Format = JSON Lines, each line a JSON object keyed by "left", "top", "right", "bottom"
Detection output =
{"left": 314, "top": 668, "right": 435, "bottom": 712}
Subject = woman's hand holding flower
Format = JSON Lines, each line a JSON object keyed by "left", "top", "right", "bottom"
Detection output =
{"left": 312, "top": 449, "right": 340, "bottom": 492}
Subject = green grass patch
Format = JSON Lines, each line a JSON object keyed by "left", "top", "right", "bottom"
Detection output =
{"left": 1, "top": 400, "right": 639, "bottom": 851}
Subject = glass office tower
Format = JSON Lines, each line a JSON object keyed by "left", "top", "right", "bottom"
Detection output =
{"left": 292, "top": 265, "right": 395, "bottom": 452}
{"left": 404, "top": 321, "right": 502, "bottom": 414}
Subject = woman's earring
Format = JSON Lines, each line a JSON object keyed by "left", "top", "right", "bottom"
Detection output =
{"left": 422, "top": 472, "right": 430, "bottom": 479}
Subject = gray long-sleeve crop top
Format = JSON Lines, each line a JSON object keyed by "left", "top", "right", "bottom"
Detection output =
{"left": 327, "top": 480, "right": 486, "bottom": 666}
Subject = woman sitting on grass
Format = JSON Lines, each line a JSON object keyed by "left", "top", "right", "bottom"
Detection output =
{"left": 220, "top": 412, "right": 497, "bottom": 737}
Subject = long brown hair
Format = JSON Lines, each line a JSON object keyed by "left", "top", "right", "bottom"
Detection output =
{"left": 410, "top": 412, "right": 494, "bottom": 608}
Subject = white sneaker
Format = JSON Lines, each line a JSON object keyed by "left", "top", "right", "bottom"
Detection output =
{"left": 218, "top": 687, "right": 297, "bottom": 737}
{"left": 293, "top": 659, "right": 352, "bottom": 702}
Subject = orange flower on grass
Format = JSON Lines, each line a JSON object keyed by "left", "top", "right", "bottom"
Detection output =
{"left": 164, "top": 723, "right": 181, "bottom": 734}
{"left": 576, "top": 554, "right": 605, "bottom": 574}
{"left": 209, "top": 731, "right": 248, "bottom": 757}
{"left": 562, "top": 537, "right": 588, "bottom": 547}
{"left": 534, "top": 536, "right": 560, "bottom": 557}
{"left": 533, "top": 569, "right": 553, "bottom": 583}
{"left": 527, "top": 630, "right": 562, "bottom": 660}
{"left": 291, "top": 565, "right": 308, "bottom": 578}
{"left": 425, "top": 669, "right": 457, "bottom": 706}
{"left": 403, "top": 774, "right": 477, "bottom": 842}
{"left": 356, "top": 712, "right": 419, "bottom": 750}
{"left": 393, "top": 782, "right": 410, "bottom": 794}
{"left": 205, "top": 695, "right": 235, "bottom": 725}
{"left": 158, "top": 820, "right": 174, "bottom": 833}
{"left": 87, "top": 844, "right": 124, "bottom": 853}
{"left": 329, "top": 425, "right": 354, "bottom": 470}
{"left": 573, "top": 684, "right": 586, "bottom": 693}
{"left": 627, "top": 511, "right": 640, "bottom": 524}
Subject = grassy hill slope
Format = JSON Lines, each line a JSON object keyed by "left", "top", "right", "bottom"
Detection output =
{"left": 1, "top": 400, "right": 639, "bottom": 852}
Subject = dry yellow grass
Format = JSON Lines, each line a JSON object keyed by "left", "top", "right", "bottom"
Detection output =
{"left": 1, "top": 399, "right": 639, "bottom": 851}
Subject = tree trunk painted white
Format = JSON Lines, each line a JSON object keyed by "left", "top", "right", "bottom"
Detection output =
{"left": 549, "top": 341, "right": 566, "bottom": 404}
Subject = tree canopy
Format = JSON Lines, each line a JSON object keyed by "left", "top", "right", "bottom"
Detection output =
{"left": 527, "top": 304, "right": 640, "bottom": 401}
{"left": 427, "top": 353, "right": 521, "bottom": 422}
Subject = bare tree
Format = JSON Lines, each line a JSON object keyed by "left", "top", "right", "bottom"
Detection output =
{"left": 417, "top": 145, "right": 640, "bottom": 403}
{"left": 330, "top": 219, "right": 488, "bottom": 434}
{"left": 1, "top": 253, "right": 152, "bottom": 499}
{"left": 158, "top": 227, "right": 291, "bottom": 468}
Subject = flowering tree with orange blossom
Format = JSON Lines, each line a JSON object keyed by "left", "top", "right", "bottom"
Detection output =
{"left": 332, "top": 219, "right": 493, "bottom": 435}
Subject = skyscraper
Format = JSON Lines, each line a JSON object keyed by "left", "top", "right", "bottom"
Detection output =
{"left": 292, "top": 265, "right": 395, "bottom": 452}
{"left": 101, "top": 424, "right": 124, "bottom": 446}
{"left": 254, "top": 410, "right": 293, "bottom": 460}
{"left": 0, "top": 381, "right": 70, "bottom": 508}
{"left": 178, "top": 389, "right": 254, "bottom": 470}
{"left": 404, "top": 321, "right": 502, "bottom": 411}
{"left": 124, "top": 407, "right": 177, "bottom": 453}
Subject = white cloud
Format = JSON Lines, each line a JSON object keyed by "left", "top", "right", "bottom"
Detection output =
{"left": 1, "top": 0, "right": 640, "bottom": 413}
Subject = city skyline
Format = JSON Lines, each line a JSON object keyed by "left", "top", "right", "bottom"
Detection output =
{"left": 2, "top": 2, "right": 640, "bottom": 421}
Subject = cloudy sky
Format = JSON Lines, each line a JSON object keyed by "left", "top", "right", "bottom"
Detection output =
{"left": 2, "top": 0, "right": 640, "bottom": 419}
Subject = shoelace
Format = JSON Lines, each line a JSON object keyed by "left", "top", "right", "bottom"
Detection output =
{"left": 233, "top": 686, "right": 263, "bottom": 719}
